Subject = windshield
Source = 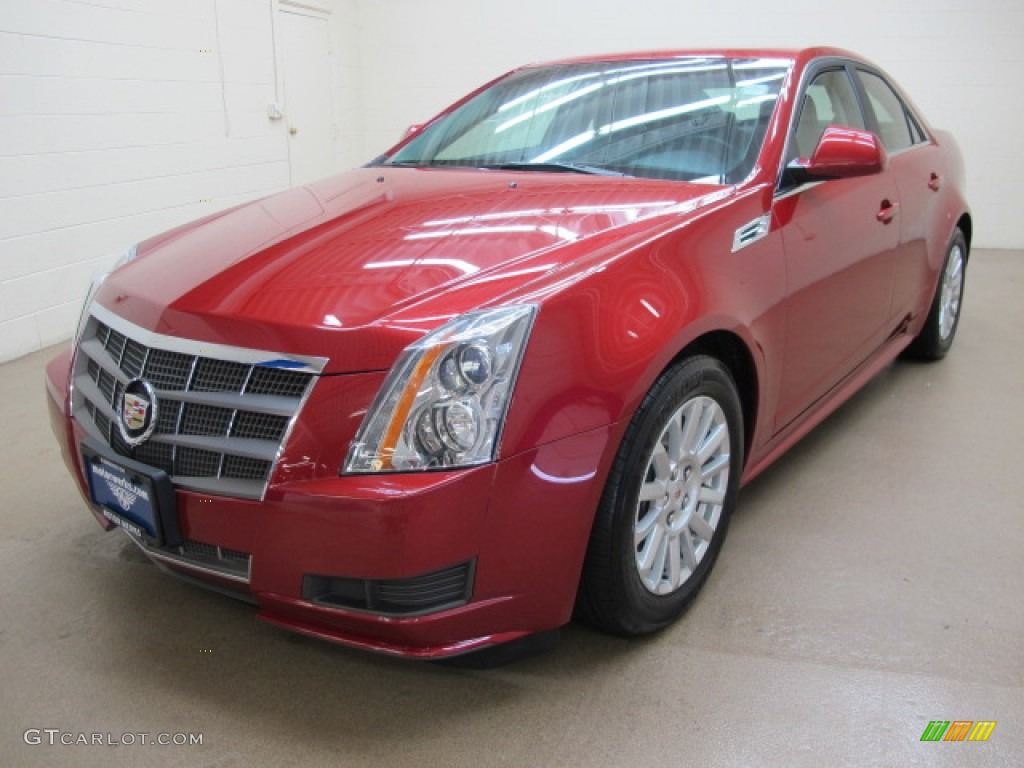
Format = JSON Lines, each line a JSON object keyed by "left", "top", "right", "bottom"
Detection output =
{"left": 384, "top": 56, "right": 791, "bottom": 184}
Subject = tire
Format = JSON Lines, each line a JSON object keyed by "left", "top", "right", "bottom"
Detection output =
{"left": 576, "top": 355, "right": 743, "bottom": 636}
{"left": 905, "top": 228, "right": 967, "bottom": 360}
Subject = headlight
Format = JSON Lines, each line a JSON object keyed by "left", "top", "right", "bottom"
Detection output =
{"left": 344, "top": 305, "right": 536, "bottom": 473}
{"left": 73, "top": 244, "right": 138, "bottom": 347}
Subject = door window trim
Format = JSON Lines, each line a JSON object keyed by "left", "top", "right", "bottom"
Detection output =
{"left": 775, "top": 58, "right": 870, "bottom": 197}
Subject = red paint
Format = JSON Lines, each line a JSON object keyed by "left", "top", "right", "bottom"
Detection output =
{"left": 46, "top": 48, "right": 969, "bottom": 658}
{"left": 805, "top": 126, "right": 888, "bottom": 179}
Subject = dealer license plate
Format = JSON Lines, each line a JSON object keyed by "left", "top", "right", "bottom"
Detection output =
{"left": 81, "top": 440, "right": 176, "bottom": 546}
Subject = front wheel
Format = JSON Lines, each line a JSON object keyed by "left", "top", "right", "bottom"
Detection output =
{"left": 576, "top": 356, "right": 743, "bottom": 636}
{"left": 905, "top": 228, "right": 967, "bottom": 360}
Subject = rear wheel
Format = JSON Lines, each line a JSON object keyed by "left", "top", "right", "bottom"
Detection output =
{"left": 905, "top": 228, "right": 967, "bottom": 360}
{"left": 577, "top": 356, "right": 743, "bottom": 635}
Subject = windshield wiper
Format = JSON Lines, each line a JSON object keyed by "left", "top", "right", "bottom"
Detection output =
{"left": 478, "top": 162, "right": 631, "bottom": 177}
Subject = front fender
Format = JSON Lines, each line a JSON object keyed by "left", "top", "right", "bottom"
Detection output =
{"left": 500, "top": 186, "right": 784, "bottom": 462}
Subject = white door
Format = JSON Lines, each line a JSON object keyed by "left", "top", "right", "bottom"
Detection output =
{"left": 279, "top": 9, "right": 336, "bottom": 186}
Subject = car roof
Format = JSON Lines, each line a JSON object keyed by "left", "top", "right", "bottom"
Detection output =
{"left": 525, "top": 47, "right": 860, "bottom": 68}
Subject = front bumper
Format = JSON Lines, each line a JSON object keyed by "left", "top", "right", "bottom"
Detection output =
{"left": 46, "top": 350, "right": 613, "bottom": 658}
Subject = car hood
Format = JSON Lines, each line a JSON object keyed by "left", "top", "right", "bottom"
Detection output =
{"left": 96, "top": 167, "right": 729, "bottom": 373}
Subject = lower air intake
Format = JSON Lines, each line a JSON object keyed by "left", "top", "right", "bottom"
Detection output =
{"left": 303, "top": 561, "right": 474, "bottom": 617}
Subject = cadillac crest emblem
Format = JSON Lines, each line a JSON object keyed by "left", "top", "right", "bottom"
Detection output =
{"left": 118, "top": 378, "right": 158, "bottom": 446}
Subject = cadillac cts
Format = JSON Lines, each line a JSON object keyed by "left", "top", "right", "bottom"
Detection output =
{"left": 45, "top": 47, "right": 969, "bottom": 659}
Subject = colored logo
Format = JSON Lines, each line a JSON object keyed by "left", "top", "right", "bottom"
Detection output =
{"left": 118, "top": 379, "right": 159, "bottom": 446}
{"left": 920, "top": 721, "right": 997, "bottom": 742}
{"left": 122, "top": 393, "right": 148, "bottom": 431}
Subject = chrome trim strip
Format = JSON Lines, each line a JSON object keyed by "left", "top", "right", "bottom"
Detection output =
{"left": 155, "top": 433, "right": 278, "bottom": 461}
{"left": 124, "top": 531, "right": 251, "bottom": 584}
{"left": 72, "top": 403, "right": 107, "bottom": 442}
{"left": 90, "top": 302, "right": 328, "bottom": 374}
{"left": 166, "top": 476, "right": 265, "bottom": 498}
{"left": 162, "top": 389, "right": 298, "bottom": 417}
{"left": 774, "top": 180, "right": 824, "bottom": 201}
{"left": 169, "top": 389, "right": 298, "bottom": 415}
{"left": 886, "top": 142, "right": 928, "bottom": 159}
{"left": 74, "top": 376, "right": 117, "bottom": 420}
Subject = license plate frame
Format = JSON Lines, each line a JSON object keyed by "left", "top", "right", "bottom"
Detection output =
{"left": 80, "top": 438, "right": 180, "bottom": 548}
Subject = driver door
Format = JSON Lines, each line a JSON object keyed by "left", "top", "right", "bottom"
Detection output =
{"left": 772, "top": 65, "right": 901, "bottom": 431}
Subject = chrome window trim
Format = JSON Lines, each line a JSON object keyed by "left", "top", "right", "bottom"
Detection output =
{"left": 774, "top": 56, "right": 933, "bottom": 200}
{"left": 774, "top": 57, "right": 859, "bottom": 198}
{"left": 886, "top": 142, "right": 930, "bottom": 159}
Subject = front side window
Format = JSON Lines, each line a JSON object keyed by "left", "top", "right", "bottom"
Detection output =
{"left": 385, "top": 57, "right": 792, "bottom": 184}
{"left": 856, "top": 70, "right": 923, "bottom": 152}
{"left": 789, "top": 68, "right": 866, "bottom": 162}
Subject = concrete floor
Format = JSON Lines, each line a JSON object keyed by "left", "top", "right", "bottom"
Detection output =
{"left": 2, "top": 250, "right": 1021, "bottom": 768}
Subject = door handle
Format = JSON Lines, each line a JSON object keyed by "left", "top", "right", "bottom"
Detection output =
{"left": 928, "top": 172, "right": 941, "bottom": 191}
{"left": 877, "top": 200, "right": 899, "bottom": 224}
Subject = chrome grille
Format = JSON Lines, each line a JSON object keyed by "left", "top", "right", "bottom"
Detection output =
{"left": 72, "top": 305, "right": 326, "bottom": 499}
{"left": 232, "top": 411, "right": 290, "bottom": 441}
{"left": 180, "top": 403, "right": 234, "bottom": 436}
{"left": 192, "top": 358, "right": 249, "bottom": 392}
{"left": 246, "top": 367, "right": 311, "bottom": 398}
{"left": 136, "top": 441, "right": 174, "bottom": 473}
{"left": 145, "top": 349, "right": 192, "bottom": 389}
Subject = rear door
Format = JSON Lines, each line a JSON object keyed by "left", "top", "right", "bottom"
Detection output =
{"left": 772, "top": 63, "right": 900, "bottom": 430}
{"left": 854, "top": 67, "right": 945, "bottom": 320}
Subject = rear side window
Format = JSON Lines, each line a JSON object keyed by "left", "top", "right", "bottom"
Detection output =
{"left": 856, "top": 70, "right": 924, "bottom": 152}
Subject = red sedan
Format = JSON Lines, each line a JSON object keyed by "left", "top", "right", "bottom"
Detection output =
{"left": 45, "top": 47, "right": 969, "bottom": 660}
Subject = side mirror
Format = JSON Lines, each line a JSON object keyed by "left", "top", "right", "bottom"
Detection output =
{"left": 784, "top": 126, "right": 888, "bottom": 185}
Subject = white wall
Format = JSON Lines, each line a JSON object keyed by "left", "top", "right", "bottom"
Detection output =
{"left": 0, "top": 0, "right": 363, "bottom": 361}
{"left": 330, "top": 0, "right": 365, "bottom": 166}
{"left": 353, "top": 0, "right": 1023, "bottom": 252}
{"left": 1, "top": 0, "right": 1020, "bottom": 362}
